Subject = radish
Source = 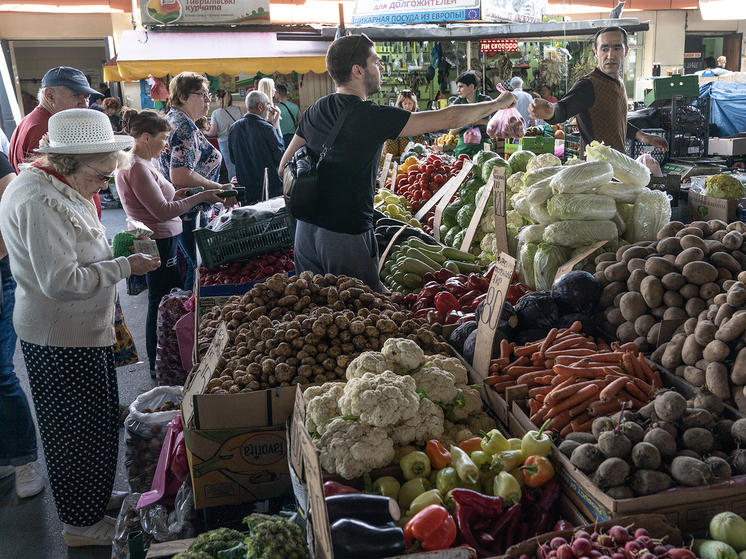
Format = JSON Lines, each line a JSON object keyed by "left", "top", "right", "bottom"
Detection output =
{"left": 664, "top": 549, "right": 697, "bottom": 559}
{"left": 654, "top": 546, "right": 668, "bottom": 555}
{"left": 625, "top": 540, "right": 645, "bottom": 559}
{"left": 573, "top": 538, "right": 593, "bottom": 557}
{"left": 551, "top": 538, "right": 569, "bottom": 550}
{"left": 577, "top": 531, "right": 592, "bottom": 540}
{"left": 612, "top": 552, "right": 625, "bottom": 559}
{"left": 610, "top": 526, "right": 631, "bottom": 544}
{"left": 558, "top": 543, "right": 576, "bottom": 559}
{"left": 598, "top": 534, "right": 615, "bottom": 548}
{"left": 640, "top": 552, "right": 656, "bottom": 559}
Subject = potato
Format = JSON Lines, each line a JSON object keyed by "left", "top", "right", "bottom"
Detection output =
{"left": 634, "top": 314, "right": 657, "bottom": 337}
{"left": 709, "top": 219, "right": 728, "bottom": 233}
{"left": 685, "top": 297, "right": 706, "bottom": 318}
{"left": 716, "top": 310, "right": 746, "bottom": 342}
{"left": 600, "top": 281, "right": 626, "bottom": 308}
{"left": 702, "top": 239, "right": 726, "bottom": 255}
{"left": 619, "top": 292, "right": 648, "bottom": 322}
{"left": 709, "top": 230, "right": 727, "bottom": 242}
{"left": 663, "top": 290, "right": 684, "bottom": 308}
{"left": 594, "top": 271, "right": 610, "bottom": 288}
{"left": 605, "top": 261, "right": 630, "bottom": 282}
{"left": 661, "top": 272, "right": 686, "bottom": 291}
{"left": 613, "top": 293, "right": 625, "bottom": 307}
{"left": 699, "top": 282, "right": 721, "bottom": 301}
{"left": 676, "top": 227, "right": 704, "bottom": 239}
{"left": 683, "top": 366, "right": 706, "bottom": 387}
{"left": 651, "top": 306, "right": 667, "bottom": 320}
{"left": 626, "top": 258, "right": 647, "bottom": 273}
{"left": 636, "top": 276, "right": 662, "bottom": 309}
{"left": 694, "top": 320, "right": 717, "bottom": 346}
{"left": 727, "top": 221, "right": 746, "bottom": 233}
{"left": 663, "top": 254, "right": 677, "bottom": 265}
{"left": 706, "top": 361, "right": 731, "bottom": 400}
{"left": 661, "top": 334, "right": 686, "bottom": 369}
{"left": 681, "top": 334, "right": 703, "bottom": 366}
{"left": 691, "top": 221, "right": 712, "bottom": 236}
{"left": 731, "top": 347, "right": 746, "bottom": 385}
{"left": 657, "top": 221, "right": 685, "bottom": 240}
{"left": 647, "top": 323, "right": 662, "bottom": 345}
{"left": 731, "top": 252, "right": 746, "bottom": 272}
{"left": 663, "top": 307, "right": 688, "bottom": 321}
{"left": 622, "top": 246, "right": 652, "bottom": 262}
{"left": 684, "top": 317, "right": 698, "bottom": 335}
{"left": 726, "top": 283, "right": 746, "bottom": 307}
{"left": 656, "top": 237, "right": 682, "bottom": 255}
{"left": 675, "top": 246, "right": 706, "bottom": 270}
{"left": 680, "top": 283, "right": 700, "bottom": 299}
{"left": 605, "top": 307, "right": 626, "bottom": 327}
{"left": 650, "top": 343, "right": 666, "bottom": 364}
{"left": 627, "top": 269, "right": 647, "bottom": 292}
{"left": 734, "top": 390, "right": 746, "bottom": 413}
{"left": 682, "top": 261, "right": 719, "bottom": 285}
{"left": 645, "top": 257, "right": 676, "bottom": 278}
{"left": 722, "top": 280, "right": 737, "bottom": 292}
{"left": 616, "top": 321, "right": 637, "bottom": 344}
{"left": 703, "top": 339, "right": 730, "bottom": 363}
{"left": 723, "top": 230, "right": 744, "bottom": 250}
{"left": 710, "top": 252, "right": 741, "bottom": 276}
{"left": 714, "top": 304, "right": 736, "bottom": 327}
{"left": 596, "top": 251, "right": 617, "bottom": 264}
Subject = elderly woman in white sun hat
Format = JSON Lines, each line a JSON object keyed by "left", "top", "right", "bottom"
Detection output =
{"left": 0, "top": 108, "right": 160, "bottom": 547}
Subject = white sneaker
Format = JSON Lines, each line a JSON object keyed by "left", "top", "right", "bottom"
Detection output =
{"left": 62, "top": 516, "right": 116, "bottom": 547}
{"left": 0, "top": 465, "right": 14, "bottom": 479}
{"left": 15, "top": 462, "right": 44, "bottom": 498}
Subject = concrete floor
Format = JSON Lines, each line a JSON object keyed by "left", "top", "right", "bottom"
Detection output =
{"left": 0, "top": 208, "right": 157, "bottom": 559}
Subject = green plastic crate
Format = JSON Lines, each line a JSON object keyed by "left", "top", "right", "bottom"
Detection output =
{"left": 644, "top": 75, "right": 699, "bottom": 107}
{"left": 505, "top": 136, "right": 554, "bottom": 155}
{"left": 195, "top": 208, "right": 296, "bottom": 270}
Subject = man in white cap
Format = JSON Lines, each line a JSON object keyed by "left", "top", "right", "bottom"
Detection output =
{"left": 9, "top": 66, "right": 98, "bottom": 173}
{"left": 510, "top": 76, "right": 533, "bottom": 129}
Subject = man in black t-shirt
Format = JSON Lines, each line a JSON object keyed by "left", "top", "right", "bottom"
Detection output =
{"left": 279, "top": 34, "right": 517, "bottom": 290}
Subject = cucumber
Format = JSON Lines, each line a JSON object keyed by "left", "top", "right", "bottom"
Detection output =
{"left": 443, "top": 261, "right": 460, "bottom": 273}
{"left": 399, "top": 257, "right": 437, "bottom": 276}
{"left": 450, "top": 260, "right": 483, "bottom": 274}
{"left": 441, "top": 246, "right": 478, "bottom": 262}
{"left": 401, "top": 249, "right": 441, "bottom": 271}
{"left": 400, "top": 273, "right": 423, "bottom": 289}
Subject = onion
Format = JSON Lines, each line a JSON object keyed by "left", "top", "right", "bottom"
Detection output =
{"left": 552, "top": 538, "right": 569, "bottom": 550}
{"left": 634, "top": 528, "right": 650, "bottom": 539}
{"left": 558, "top": 543, "right": 576, "bottom": 559}
{"left": 665, "top": 549, "right": 696, "bottom": 559}
{"left": 625, "top": 541, "right": 644, "bottom": 559}
{"left": 573, "top": 538, "right": 593, "bottom": 557}
{"left": 610, "top": 526, "right": 631, "bottom": 544}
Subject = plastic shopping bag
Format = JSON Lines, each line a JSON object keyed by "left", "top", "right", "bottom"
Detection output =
{"left": 487, "top": 107, "right": 525, "bottom": 138}
{"left": 463, "top": 126, "right": 482, "bottom": 144}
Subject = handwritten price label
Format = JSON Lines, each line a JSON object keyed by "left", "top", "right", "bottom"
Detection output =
{"left": 473, "top": 252, "right": 516, "bottom": 378}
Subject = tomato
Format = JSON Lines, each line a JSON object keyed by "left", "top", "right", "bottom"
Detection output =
{"left": 421, "top": 190, "right": 432, "bottom": 200}
{"left": 425, "top": 164, "right": 434, "bottom": 173}
{"left": 433, "top": 173, "right": 444, "bottom": 183}
{"left": 458, "top": 154, "right": 469, "bottom": 160}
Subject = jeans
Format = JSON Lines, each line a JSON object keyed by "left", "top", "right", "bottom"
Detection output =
{"left": 145, "top": 236, "right": 182, "bottom": 370}
{"left": 0, "top": 274, "right": 37, "bottom": 466}
{"left": 180, "top": 211, "right": 200, "bottom": 291}
{"left": 218, "top": 139, "right": 236, "bottom": 182}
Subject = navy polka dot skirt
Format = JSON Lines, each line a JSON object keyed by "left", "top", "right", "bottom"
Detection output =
{"left": 20, "top": 342, "right": 119, "bottom": 526}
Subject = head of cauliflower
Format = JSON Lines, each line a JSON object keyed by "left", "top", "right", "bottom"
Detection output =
{"left": 338, "top": 371, "right": 420, "bottom": 427}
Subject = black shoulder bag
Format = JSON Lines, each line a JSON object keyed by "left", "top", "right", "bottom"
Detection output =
{"left": 283, "top": 100, "right": 358, "bottom": 222}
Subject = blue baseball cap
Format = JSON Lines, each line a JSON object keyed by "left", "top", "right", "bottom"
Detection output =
{"left": 41, "top": 66, "right": 100, "bottom": 97}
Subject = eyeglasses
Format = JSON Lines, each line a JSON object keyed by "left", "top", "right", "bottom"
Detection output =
{"left": 83, "top": 162, "right": 116, "bottom": 183}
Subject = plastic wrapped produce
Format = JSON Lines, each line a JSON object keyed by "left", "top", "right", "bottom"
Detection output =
{"left": 155, "top": 289, "right": 191, "bottom": 386}
{"left": 519, "top": 242, "right": 539, "bottom": 288}
{"left": 550, "top": 160, "right": 614, "bottom": 194}
{"left": 585, "top": 140, "right": 651, "bottom": 187}
{"left": 597, "top": 181, "right": 645, "bottom": 203}
{"left": 547, "top": 193, "right": 617, "bottom": 220}
{"left": 125, "top": 386, "right": 182, "bottom": 493}
{"left": 543, "top": 220, "right": 618, "bottom": 248}
{"left": 513, "top": 193, "right": 532, "bottom": 219}
{"left": 533, "top": 242, "right": 569, "bottom": 291}
{"left": 529, "top": 202, "right": 559, "bottom": 226}
{"left": 627, "top": 188, "right": 671, "bottom": 242}
{"left": 507, "top": 172, "right": 525, "bottom": 193}
{"left": 524, "top": 165, "right": 562, "bottom": 188}
{"left": 612, "top": 209, "right": 627, "bottom": 236}
{"left": 517, "top": 224, "right": 545, "bottom": 245}
{"left": 526, "top": 177, "right": 554, "bottom": 206}
{"left": 525, "top": 153, "right": 561, "bottom": 174}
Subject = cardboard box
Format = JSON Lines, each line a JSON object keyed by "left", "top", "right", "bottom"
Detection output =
{"left": 708, "top": 136, "right": 746, "bottom": 156}
{"left": 688, "top": 189, "right": 744, "bottom": 222}
{"left": 181, "top": 323, "right": 295, "bottom": 509}
{"left": 508, "top": 402, "right": 746, "bottom": 533}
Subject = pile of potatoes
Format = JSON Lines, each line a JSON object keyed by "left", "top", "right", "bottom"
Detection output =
{"left": 560, "top": 390, "right": 745, "bottom": 498}
{"left": 197, "top": 272, "right": 451, "bottom": 393}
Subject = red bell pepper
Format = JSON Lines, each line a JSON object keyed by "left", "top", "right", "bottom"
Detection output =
{"left": 425, "top": 440, "right": 451, "bottom": 470}
{"left": 458, "top": 289, "right": 482, "bottom": 309}
{"left": 506, "top": 282, "right": 531, "bottom": 306}
{"left": 419, "top": 281, "right": 441, "bottom": 300}
{"left": 404, "top": 505, "right": 457, "bottom": 552}
{"left": 403, "top": 293, "right": 419, "bottom": 307}
{"left": 434, "top": 268, "right": 456, "bottom": 283}
{"left": 411, "top": 298, "right": 432, "bottom": 313}
{"left": 444, "top": 310, "right": 463, "bottom": 324}
{"left": 427, "top": 309, "right": 445, "bottom": 324}
{"left": 434, "top": 291, "right": 459, "bottom": 314}
{"left": 456, "top": 313, "right": 476, "bottom": 325}
{"left": 484, "top": 263, "right": 497, "bottom": 282}
{"left": 414, "top": 307, "right": 435, "bottom": 319}
{"left": 471, "top": 293, "right": 487, "bottom": 311}
{"left": 323, "top": 481, "right": 360, "bottom": 497}
{"left": 466, "top": 274, "right": 489, "bottom": 292}
{"left": 422, "top": 271, "right": 437, "bottom": 284}
{"left": 443, "top": 278, "right": 468, "bottom": 297}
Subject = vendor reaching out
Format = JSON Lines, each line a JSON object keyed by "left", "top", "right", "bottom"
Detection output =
{"left": 279, "top": 33, "right": 516, "bottom": 291}
{"left": 529, "top": 26, "right": 668, "bottom": 155}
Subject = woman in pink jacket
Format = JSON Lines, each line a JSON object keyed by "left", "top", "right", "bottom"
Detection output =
{"left": 116, "top": 109, "right": 221, "bottom": 376}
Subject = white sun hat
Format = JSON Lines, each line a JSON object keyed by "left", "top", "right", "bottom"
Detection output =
{"left": 36, "top": 108, "right": 133, "bottom": 154}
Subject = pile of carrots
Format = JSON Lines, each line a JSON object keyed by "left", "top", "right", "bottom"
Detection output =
{"left": 485, "top": 321, "right": 663, "bottom": 437}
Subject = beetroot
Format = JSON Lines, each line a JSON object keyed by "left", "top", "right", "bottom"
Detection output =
{"left": 611, "top": 552, "right": 625, "bottom": 559}
{"left": 654, "top": 546, "right": 668, "bottom": 555}
{"left": 640, "top": 552, "right": 656, "bottom": 559}
{"left": 624, "top": 541, "right": 644, "bottom": 559}
{"left": 597, "top": 534, "right": 614, "bottom": 548}
{"left": 665, "top": 549, "right": 697, "bottom": 559}
{"left": 558, "top": 543, "right": 576, "bottom": 559}
{"left": 551, "top": 538, "right": 569, "bottom": 550}
{"left": 609, "top": 526, "right": 631, "bottom": 544}
{"left": 573, "top": 538, "right": 593, "bottom": 557}
{"left": 576, "top": 531, "right": 592, "bottom": 540}
{"left": 634, "top": 528, "right": 650, "bottom": 539}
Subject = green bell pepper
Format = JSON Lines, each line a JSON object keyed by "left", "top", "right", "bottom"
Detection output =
{"left": 400, "top": 450, "right": 432, "bottom": 480}
{"left": 521, "top": 418, "right": 552, "bottom": 458}
{"left": 407, "top": 489, "right": 444, "bottom": 516}
{"left": 373, "top": 476, "right": 401, "bottom": 500}
{"left": 435, "top": 467, "right": 459, "bottom": 495}
{"left": 449, "top": 445, "right": 479, "bottom": 485}
{"left": 398, "top": 477, "right": 430, "bottom": 510}
{"left": 470, "top": 450, "right": 492, "bottom": 473}
{"left": 508, "top": 438, "right": 522, "bottom": 451}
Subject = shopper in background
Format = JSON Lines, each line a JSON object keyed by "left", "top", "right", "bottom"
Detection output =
{"left": 539, "top": 84, "right": 558, "bottom": 103}
{"left": 258, "top": 77, "right": 277, "bottom": 109}
{"left": 0, "top": 128, "right": 9, "bottom": 156}
{"left": 717, "top": 56, "right": 727, "bottom": 69}
{"left": 700, "top": 56, "right": 729, "bottom": 77}
{"left": 530, "top": 26, "right": 668, "bottom": 154}
{"left": 279, "top": 33, "right": 516, "bottom": 290}
{"left": 102, "top": 97, "right": 123, "bottom": 133}
{"left": 275, "top": 84, "right": 300, "bottom": 149}
{"left": 207, "top": 90, "right": 243, "bottom": 180}
{"left": 0, "top": 109, "right": 160, "bottom": 547}
{"left": 382, "top": 90, "right": 426, "bottom": 158}
{"left": 159, "top": 71, "right": 231, "bottom": 291}
{"left": 509, "top": 76, "right": 533, "bottom": 128}
{"left": 117, "top": 109, "right": 221, "bottom": 376}
{"left": 0, "top": 151, "right": 43, "bottom": 502}
{"left": 449, "top": 70, "right": 494, "bottom": 157}
{"left": 229, "top": 90, "right": 284, "bottom": 204}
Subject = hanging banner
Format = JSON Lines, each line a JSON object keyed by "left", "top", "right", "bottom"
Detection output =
{"left": 352, "top": 0, "right": 480, "bottom": 25}
{"left": 141, "top": 0, "right": 270, "bottom": 26}
{"left": 480, "top": 0, "right": 546, "bottom": 23}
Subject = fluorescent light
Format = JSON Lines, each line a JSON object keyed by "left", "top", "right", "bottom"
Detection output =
{"left": 0, "top": 4, "right": 124, "bottom": 12}
{"left": 699, "top": 0, "right": 746, "bottom": 20}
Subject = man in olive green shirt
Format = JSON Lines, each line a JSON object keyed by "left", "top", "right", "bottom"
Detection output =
{"left": 275, "top": 84, "right": 300, "bottom": 149}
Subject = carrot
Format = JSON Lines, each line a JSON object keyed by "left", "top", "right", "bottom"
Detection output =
{"left": 503, "top": 356, "right": 530, "bottom": 374}
{"left": 611, "top": 341, "right": 621, "bottom": 351}
{"left": 560, "top": 423, "right": 575, "bottom": 437}
{"left": 530, "top": 407, "right": 548, "bottom": 425}
{"left": 545, "top": 347, "right": 596, "bottom": 358}
{"left": 566, "top": 321, "right": 583, "bottom": 333}
{"left": 536, "top": 393, "right": 547, "bottom": 403}
{"left": 500, "top": 339, "right": 512, "bottom": 360}
{"left": 546, "top": 379, "right": 602, "bottom": 404}
{"left": 625, "top": 380, "right": 648, "bottom": 402}
{"left": 490, "top": 381, "right": 515, "bottom": 393}
{"left": 570, "top": 417, "right": 593, "bottom": 433}
{"left": 588, "top": 400, "right": 622, "bottom": 416}
{"left": 569, "top": 396, "right": 598, "bottom": 418}
{"left": 535, "top": 375, "right": 555, "bottom": 385}
{"left": 528, "top": 398, "right": 541, "bottom": 416}
{"left": 599, "top": 376, "right": 628, "bottom": 402}
{"left": 485, "top": 374, "right": 513, "bottom": 386}
{"left": 546, "top": 375, "right": 577, "bottom": 401}
{"left": 618, "top": 390, "right": 646, "bottom": 409}
{"left": 622, "top": 353, "right": 644, "bottom": 378}
{"left": 552, "top": 365, "right": 604, "bottom": 379}
{"left": 547, "top": 410, "right": 572, "bottom": 432}
{"left": 515, "top": 342, "right": 543, "bottom": 358}
{"left": 632, "top": 376, "right": 654, "bottom": 398}
{"left": 596, "top": 338, "right": 611, "bottom": 352}
{"left": 506, "top": 366, "right": 545, "bottom": 377}
{"left": 600, "top": 366, "right": 625, "bottom": 376}
{"left": 545, "top": 384, "right": 600, "bottom": 417}
{"left": 516, "top": 369, "right": 553, "bottom": 386}
{"left": 546, "top": 335, "right": 589, "bottom": 351}
{"left": 585, "top": 352, "right": 625, "bottom": 363}
{"left": 618, "top": 342, "right": 639, "bottom": 355}
{"left": 637, "top": 354, "right": 662, "bottom": 388}
{"left": 539, "top": 328, "right": 559, "bottom": 356}
{"left": 550, "top": 375, "right": 564, "bottom": 386}
{"left": 489, "top": 358, "right": 509, "bottom": 372}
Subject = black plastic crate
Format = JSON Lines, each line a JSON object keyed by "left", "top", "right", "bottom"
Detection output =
{"left": 626, "top": 128, "right": 669, "bottom": 165}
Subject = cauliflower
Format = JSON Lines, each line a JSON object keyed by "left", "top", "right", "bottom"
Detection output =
{"left": 182, "top": 528, "right": 244, "bottom": 558}
{"left": 480, "top": 233, "right": 497, "bottom": 256}
{"left": 525, "top": 153, "right": 561, "bottom": 174}
{"left": 318, "top": 417, "right": 395, "bottom": 479}
{"left": 389, "top": 397, "right": 445, "bottom": 446}
{"left": 410, "top": 367, "right": 458, "bottom": 404}
{"left": 447, "top": 387, "right": 483, "bottom": 422}
{"left": 338, "top": 371, "right": 419, "bottom": 427}
{"left": 303, "top": 382, "right": 344, "bottom": 436}
{"left": 479, "top": 212, "right": 496, "bottom": 233}
{"left": 423, "top": 356, "right": 468, "bottom": 386}
{"left": 441, "top": 420, "right": 475, "bottom": 447}
{"left": 705, "top": 173, "right": 746, "bottom": 199}
{"left": 345, "top": 351, "right": 392, "bottom": 380}
{"left": 381, "top": 338, "right": 424, "bottom": 372}
{"left": 467, "top": 411, "right": 496, "bottom": 435}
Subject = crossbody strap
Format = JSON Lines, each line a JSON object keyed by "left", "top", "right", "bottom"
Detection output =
{"left": 279, "top": 102, "right": 296, "bottom": 127}
{"left": 319, "top": 99, "right": 361, "bottom": 159}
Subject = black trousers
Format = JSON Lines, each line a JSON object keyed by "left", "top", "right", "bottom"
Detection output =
{"left": 145, "top": 235, "right": 182, "bottom": 370}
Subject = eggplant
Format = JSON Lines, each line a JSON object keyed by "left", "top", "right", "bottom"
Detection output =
{"left": 330, "top": 518, "right": 405, "bottom": 559}
{"left": 376, "top": 217, "right": 408, "bottom": 228}
{"left": 372, "top": 209, "right": 387, "bottom": 223}
{"left": 325, "top": 493, "right": 399, "bottom": 524}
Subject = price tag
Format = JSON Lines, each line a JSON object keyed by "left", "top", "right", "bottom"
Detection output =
{"left": 301, "top": 429, "right": 333, "bottom": 559}
{"left": 377, "top": 224, "right": 408, "bottom": 274}
{"left": 378, "top": 153, "right": 393, "bottom": 189}
{"left": 554, "top": 240, "right": 608, "bottom": 283}
{"left": 388, "top": 161, "right": 398, "bottom": 190}
{"left": 473, "top": 252, "right": 516, "bottom": 378}
{"left": 433, "top": 161, "right": 472, "bottom": 242}
{"left": 414, "top": 160, "right": 473, "bottom": 222}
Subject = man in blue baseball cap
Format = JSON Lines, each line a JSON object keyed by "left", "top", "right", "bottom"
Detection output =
{"left": 9, "top": 66, "right": 99, "bottom": 173}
